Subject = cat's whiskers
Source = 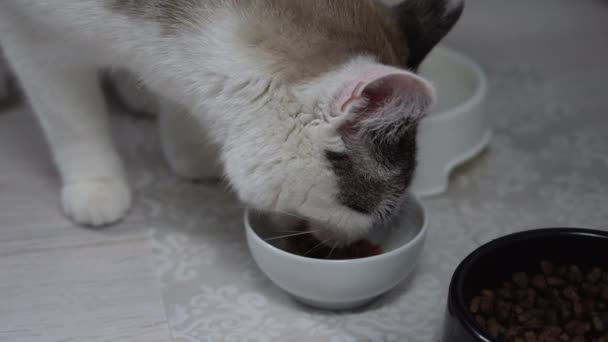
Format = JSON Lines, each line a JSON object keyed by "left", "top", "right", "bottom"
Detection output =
{"left": 303, "top": 238, "right": 331, "bottom": 257}
{"left": 264, "top": 229, "right": 320, "bottom": 242}
{"left": 326, "top": 242, "right": 338, "bottom": 259}
{"left": 272, "top": 210, "right": 308, "bottom": 221}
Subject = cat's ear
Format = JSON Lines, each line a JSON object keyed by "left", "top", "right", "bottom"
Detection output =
{"left": 393, "top": 0, "right": 465, "bottom": 70}
{"left": 330, "top": 65, "right": 435, "bottom": 141}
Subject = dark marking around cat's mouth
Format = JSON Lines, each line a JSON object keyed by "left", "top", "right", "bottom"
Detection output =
{"left": 326, "top": 126, "right": 418, "bottom": 220}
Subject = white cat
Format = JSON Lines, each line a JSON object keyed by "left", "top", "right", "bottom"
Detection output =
{"left": 0, "top": 0, "right": 463, "bottom": 243}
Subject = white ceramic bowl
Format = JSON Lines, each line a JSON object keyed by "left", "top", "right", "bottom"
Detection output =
{"left": 411, "top": 46, "right": 490, "bottom": 197}
{"left": 244, "top": 196, "right": 428, "bottom": 310}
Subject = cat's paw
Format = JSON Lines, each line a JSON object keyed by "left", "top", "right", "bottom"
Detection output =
{"left": 61, "top": 178, "right": 132, "bottom": 227}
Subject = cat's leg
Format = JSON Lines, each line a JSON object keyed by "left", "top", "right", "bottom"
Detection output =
{"left": 101, "top": 68, "right": 159, "bottom": 117}
{"left": 2, "top": 38, "right": 131, "bottom": 226}
{"left": 159, "top": 102, "right": 223, "bottom": 181}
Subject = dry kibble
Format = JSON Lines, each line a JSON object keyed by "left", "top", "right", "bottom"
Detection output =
{"left": 470, "top": 296, "right": 481, "bottom": 313}
{"left": 588, "top": 268, "right": 603, "bottom": 283}
{"left": 487, "top": 318, "right": 505, "bottom": 339}
{"left": 475, "top": 315, "right": 487, "bottom": 330}
{"left": 583, "top": 283, "right": 601, "bottom": 297}
{"left": 563, "top": 287, "right": 580, "bottom": 302}
{"left": 602, "top": 286, "right": 608, "bottom": 300}
{"left": 573, "top": 300, "right": 583, "bottom": 318}
{"left": 514, "top": 272, "right": 530, "bottom": 288}
{"left": 541, "top": 260, "right": 555, "bottom": 275}
{"left": 547, "top": 277, "right": 566, "bottom": 286}
{"left": 482, "top": 289, "right": 496, "bottom": 299}
{"left": 524, "top": 331, "right": 537, "bottom": 342}
{"left": 568, "top": 265, "right": 584, "bottom": 283}
{"left": 480, "top": 297, "right": 494, "bottom": 314}
{"left": 594, "top": 315, "right": 605, "bottom": 332}
{"left": 469, "top": 261, "right": 608, "bottom": 341}
{"left": 532, "top": 275, "right": 547, "bottom": 289}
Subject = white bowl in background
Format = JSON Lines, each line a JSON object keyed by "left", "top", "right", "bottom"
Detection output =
{"left": 412, "top": 46, "right": 490, "bottom": 197}
{"left": 244, "top": 195, "right": 428, "bottom": 310}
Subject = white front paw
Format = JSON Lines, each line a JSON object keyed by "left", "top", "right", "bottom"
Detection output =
{"left": 61, "top": 178, "right": 132, "bottom": 227}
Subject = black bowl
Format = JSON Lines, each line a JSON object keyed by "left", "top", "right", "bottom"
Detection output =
{"left": 439, "top": 227, "right": 608, "bottom": 342}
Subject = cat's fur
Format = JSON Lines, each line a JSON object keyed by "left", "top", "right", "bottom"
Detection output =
{"left": 0, "top": 0, "right": 463, "bottom": 243}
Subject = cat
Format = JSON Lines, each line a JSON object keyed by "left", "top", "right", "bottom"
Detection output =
{"left": 0, "top": 0, "right": 463, "bottom": 243}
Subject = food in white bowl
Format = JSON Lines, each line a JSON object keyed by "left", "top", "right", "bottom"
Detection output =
{"left": 244, "top": 195, "right": 427, "bottom": 310}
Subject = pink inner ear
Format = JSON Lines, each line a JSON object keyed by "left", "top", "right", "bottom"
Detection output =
{"left": 334, "top": 65, "right": 435, "bottom": 117}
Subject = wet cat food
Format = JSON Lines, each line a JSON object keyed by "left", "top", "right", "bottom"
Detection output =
{"left": 286, "top": 230, "right": 382, "bottom": 260}
{"left": 469, "top": 260, "right": 608, "bottom": 341}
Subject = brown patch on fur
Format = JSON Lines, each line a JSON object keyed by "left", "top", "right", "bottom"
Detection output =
{"left": 238, "top": 0, "right": 408, "bottom": 84}
{"left": 108, "top": 0, "right": 203, "bottom": 34}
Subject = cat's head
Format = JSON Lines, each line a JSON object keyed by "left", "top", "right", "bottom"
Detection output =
{"left": 222, "top": 0, "right": 464, "bottom": 244}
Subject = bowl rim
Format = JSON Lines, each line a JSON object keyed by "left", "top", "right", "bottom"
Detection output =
{"left": 243, "top": 197, "right": 428, "bottom": 265}
{"left": 448, "top": 227, "right": 608, "bottom": 341}
{"left": 421, "top": 45, "right": 488, "bottom": 124}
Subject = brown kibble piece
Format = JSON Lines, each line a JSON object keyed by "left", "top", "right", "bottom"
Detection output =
{"left": 496, "top": 300, "right": 512, "bottom": 323}
{"left": 573, "top": 300, "right": 583, "bottom": 318}
{"left": 588, "top": 267, "right": 603, "bottom": 283}
{"left": 547, "top": 277, "right": 566, "bottom": 286}
{"left": 563, "top": 287, "right": 580, "bottom": 302}
{"left": 602, "top": 286, "right": 608, "bottom": 300}
{"left": 482, "top": 289, "right": 496, "bottom": 299}
{"left": 594, "top": 315, "right": 605, "bottom": 332}
{"left": 543, "top": 326, "right": 562, "bottom": 336}
{"left": 480, "top": 297, "right": 494, "bottom": 314}
{"left": 545, "top": 310, "right": 559, "bottom": 325}
{"left": 583, "top": 283, "right": 601, "bottom": 297}
{"left": 532, "top": 275, "right": 547, "bottom": 289}
{"left": 524, "top": 331, "right": 537, "bottom": 342}
{"left": 571, "top": 336, "right": 585, "bottom": 342}
{"left": 513, "top": 272, "right": 530, "bottom": 288}
{"left": 541, "top": 260, "right": 555, "bottom": 275}
{"left": 475, "top": 315, "right": 486, "bottom": 330}
{"left": 568, "top": 265, "right": 584, "bottom": 283}
{"left": 470, "top": 296, "right": 481, "bottom": 313}
{"left": 487, "top": 318, "right": 504, "bottom": 339}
